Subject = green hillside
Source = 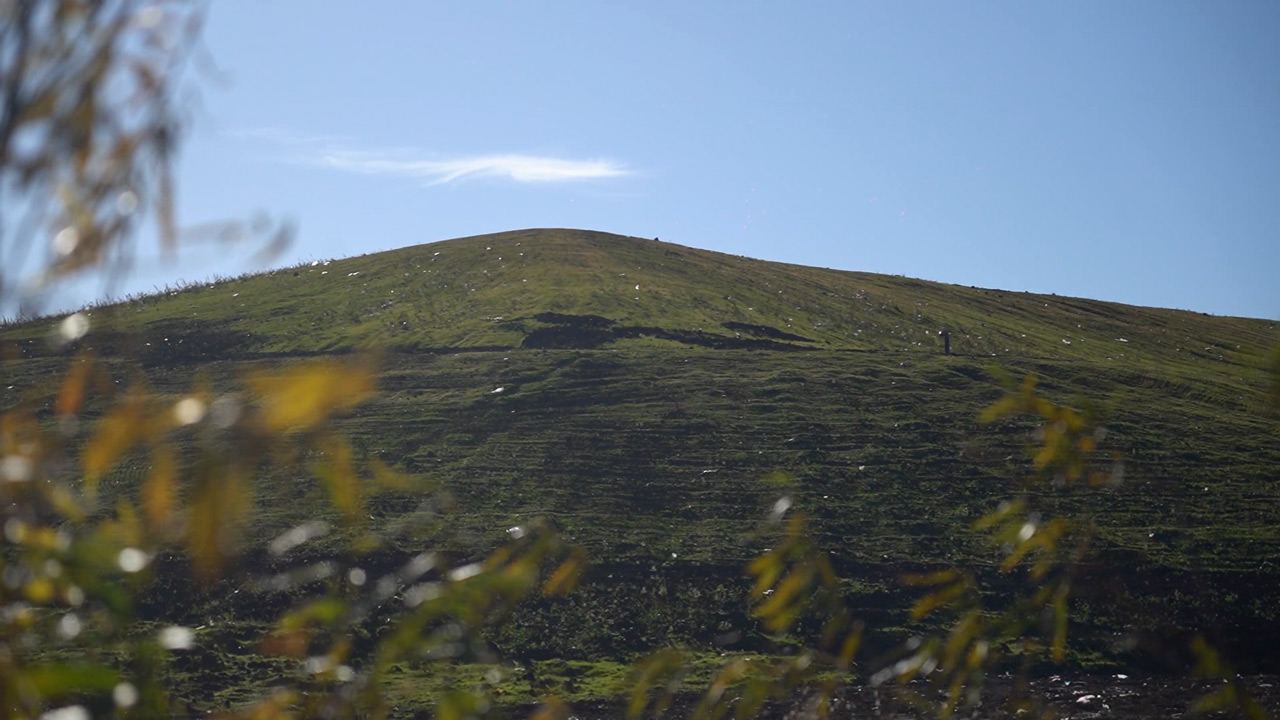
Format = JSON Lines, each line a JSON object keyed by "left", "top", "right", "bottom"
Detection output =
{"left": 7, "top": 228, "right": 1275, "bottom": 364}
{"left": 3, "top": 228, "right": 1278, "bottom": 711}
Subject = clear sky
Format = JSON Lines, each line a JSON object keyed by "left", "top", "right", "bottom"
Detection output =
{"left": 82, "top": 2, "right": 1280, "bottom": 319}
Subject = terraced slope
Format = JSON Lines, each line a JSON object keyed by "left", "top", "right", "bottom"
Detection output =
{"left": 3, "top": 228, "right": 1278, "bottom": 708}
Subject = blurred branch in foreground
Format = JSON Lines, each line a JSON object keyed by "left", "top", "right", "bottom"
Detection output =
{"left": 0, "top": 0, "right": 290, "bottom": 322}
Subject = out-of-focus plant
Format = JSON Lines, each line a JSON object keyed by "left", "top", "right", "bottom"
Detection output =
{"left": 252, "top": 513, "right": 583, "bottom": 720}
{"left": 619, "top": 377, "right": 1106, "bottom": 719}
{"left": 3, "top": 347, "right": 587, "bottom": 720}
{"left": 633, "top": 374, "right": 1273, "bottom": 720}
{"left": 1189, "top": 636, "right": 1270, "bottom": 720}
{"left": 874, "top": 375, "right": 1112, "bottom": 718}
{"left": 0, "top": 0, "right": 290, "bottom": 320}
{"left": 1, "top": 4, "right": 584, "bottom": 719}
{"left": 0, "top": 2, "right": 215, "bottom": 715}
{"left": 1, "top": 0, "right": 196, "bottom": 317}
{"left": 627, "top": 497, "right": 862, "bottom": 720}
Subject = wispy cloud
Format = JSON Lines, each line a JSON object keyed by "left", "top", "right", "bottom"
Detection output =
{"left": 231, "top": 127, "right": 629, "bottom": 186}
{"left": 317, "top": 150, "right": 628, "bottom": 184}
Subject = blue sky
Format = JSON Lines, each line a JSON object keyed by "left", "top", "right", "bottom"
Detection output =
{"left": 79, "top": 2, "right": 1280, "bottom": 318}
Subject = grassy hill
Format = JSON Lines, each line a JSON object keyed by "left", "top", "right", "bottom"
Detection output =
{"left": 7, "top": 228, "right": 1275, "bottom": 362}
{"left": 3, "top": 228, "right": 1278, "bottom": 710}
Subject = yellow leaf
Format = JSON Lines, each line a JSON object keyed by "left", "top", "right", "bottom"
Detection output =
{"left": 1032, "top": 443, "right": 1056, "bottom": 470}
{"left": 1052, "top": 583, "right": 1070, "bottom": 662}
{"left": 328, "top": 636, "right": 352, "bottom": 665}
{"left": 1191, "top": 635, "right": 1222, "bottom": 676}
{"left": 83, "top": 388, "right": 149, "bottom": 497}
{"left": 1030, "top": 396, "right": 1056, "bottom": 419}
{"left": 485, "top": 543, "right": 520, "bottom": 572}
{"left": 55, "top": 353, "right": 94, "bottom": 417}
{"left": 1019, "top": 374, "right": 1037, "bottom": 394}
{"left": 909, "top": 581, "right": 966, "bottom": 620}
{"left": 734, "top": 679, "right": 768, "bottom": 720}
{"left": 999, "top": 538, "right": 1039, "bottom": 573}
{"left": 438, "top": 695, "right": 463, "bottom": 720}
{"left": 188, "top": 461, "right": 251, "bottom": 582}
{"left": 943, "top": 674, "right": 967, "bottom": 716}
{"left": 247, "top": 359, "right": 375, "bottom": 435}
{"left": 25, "top": 577, "right": 56, "bottom": 604}
{"left": 942, "top": 612, "right": 982, "bottom": 667}
{"left": 838, "top": 623, "right": 863, "bottom": 670}
{"left": 974, "top": 499, "right": 1023, "bottom": 531}
{"left": 748, "top": 556, "right": 782, "bottom": 601}
{"left": 628, "top": 650, "right": 685, "bottom": 719}
{"left": 45, "top": 485, "right": 86, "bottom": 522}
{"left": 704, "top": 658, "right": 749, "bottom": 706}
{"left": 977, "top": 394, "right": 1021, "bottom": 423}
{"left": 763, "top": 606, "right": 801, "bottom": 634}
{"left": 752, "top": 565, "right": 812, "bottom": 623}
{"left": 901, "top": 569, "right": 960, "bottom": 587}
{"left": 260, "top": 629, "right": 310, "bottom": 658}
{"left": 530, "top": 697, "right": 570, "bottom": 720}
{"left": 819, "top": 608, "right": 850, "bottom": 647}
{"left": 1059, "top": 407, "right": 1086, "bottom": 432}
{"left": 106, "top": 499, "right": 143, "bottom": 548}
{"left": 370, "top": 458, "right": 413, "bottom": 490}
{"left": 143, "top": 443, "right": 178, "bottom": 534}
{"left": 543, "top": 549, "right": 587, "bottom": 597}
{"left": 315, "top": 434, "right": 363, "bottom": 525}
{"left": 745, "top": 550, "right": 776, "bottom": 576}
{"left": 1191, "top": 688, "right": 1233, "bottom": 715}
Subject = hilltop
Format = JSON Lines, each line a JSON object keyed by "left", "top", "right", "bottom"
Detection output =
{"left": 6, "top": 229, "right": 1275, "bottom": 364}
{"left": 2, "top": 229, "right": 1278, "bottom": 710}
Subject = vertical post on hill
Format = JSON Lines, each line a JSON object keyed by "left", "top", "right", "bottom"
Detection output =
{"left": 939, "top": 329, "right": 951, "bottom": 355}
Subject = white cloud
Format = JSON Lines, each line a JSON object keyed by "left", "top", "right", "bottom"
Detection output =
{"left": 233, "top": 128, "right": 628, "bottom": 185}
{"left": 317, "top": 150, "right": 628, "bottom": 184}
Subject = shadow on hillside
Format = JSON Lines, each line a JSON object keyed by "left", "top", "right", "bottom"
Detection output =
{"left": 513, "top": 312, "right": 817, "bottom": 351}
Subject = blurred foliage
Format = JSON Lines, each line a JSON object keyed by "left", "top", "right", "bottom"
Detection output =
{"left": 1, "top": 4, "right": 577, "bottom": 719}
{"left": 626, "top": 507, "right": 863, "bottom": 720}
{"left": 0, "top": 0, "right": 196, "bottom": 317}
{"left": 626, "top": 375, "right": 1274, "bottom": 720}
{"left": 3, "top": 3, "right": 1277, "bottom": 720}
{"left": 1191, "top": 636, "right": 1270, "bottom": 720}
{"left": 3, "top": 344, "right": 583, "bottom": 719}
{"left": 879, "top": 376, "right": 1105, "bottom": 717}
{"left": 0, "top": 0, "right": 290, "bottom": 320}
